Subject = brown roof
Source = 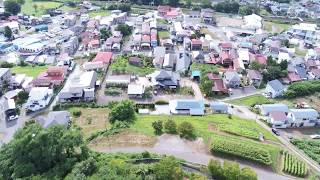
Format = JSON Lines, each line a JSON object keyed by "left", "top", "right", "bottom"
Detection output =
{"left": 247, "top": 70, "right": 262, "bottom": 80}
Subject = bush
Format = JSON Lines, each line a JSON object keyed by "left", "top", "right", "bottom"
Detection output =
{"left": 155, "top": 100, "right": 169, "bottom": 105}
{"left": 208, "top": 160, "right": 224, "bottom": 179}
{"left": 109, "top": 100, "right": 135, "bottom": 124}
{"left": 178, "top": 122, "right": 195, "bottom": 140}
{"left": 284, "top": 80, "right": 320, "bottom": 98}
{"left": 164, "top": 119, "right": 177, "bottom": 134}
{"left": 152, "top": 120, "right": 163, "bottom": 135}
{"left": 72, "top": 109, "right": 82, "bottom": 117}
{"left": 104, "top": 87, "right": 122, "bottom": 96}
{"left": 211, "top": 139, "right": 272, "bottom": 165}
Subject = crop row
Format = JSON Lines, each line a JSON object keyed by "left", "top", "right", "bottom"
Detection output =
{"left": 283, "top": 152, "right": 307, "bottom": 177}
{"left": 211, "top": 138, "right": 272, "bottom": 165}
{"left": 291, "top": 139, "right": 320, "bottom": 164}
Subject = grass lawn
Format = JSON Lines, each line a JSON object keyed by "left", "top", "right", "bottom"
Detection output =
{"left": 110, "top": 56, "right": 155, "bottom": 76}
{"left": 69, "top": 107, "right": 110, "bottom": 138}
{"left": 22, "top": 0, "right": 62, "bottom": 16}
{"left": 11, "top": 65, "right": 47, "bottom": 78}
{"left": 131, "top": 114, "right": 279, "bottom": 143}
{"left": 58, "top": 5, "right": 79, "bottom": 12}
{"left": 263, "top": 21, "right": 291, "bottom": 34}
{"left": 156, "top": 18, "right": 168, "bottom": 25}
{"left": 158, "top": 30, "right": 170, "bottom": 39}
{"left": 227, "top": 94, "right": 273, "bottom": 107}
{"left": 295, "top": 47, "right": 307, "bottom": 56}
{"left": 88, "top": 10, "right": 110, "bottom": 17}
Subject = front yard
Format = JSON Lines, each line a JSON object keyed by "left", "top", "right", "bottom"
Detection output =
{"left": 11, "top": 65, "right": 47, "bottom": 77}
{"left": 227, "top": 94, "right": 273, "bottom": 107}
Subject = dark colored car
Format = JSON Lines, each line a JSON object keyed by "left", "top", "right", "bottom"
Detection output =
{"left": 272, "top": 128, "right": 280, "bottom": 136}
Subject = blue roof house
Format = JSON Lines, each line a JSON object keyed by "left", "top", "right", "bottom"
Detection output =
{"left": 265, "top": 79, "right": 285, "bottom": 98}
{"left": 169, "top": 99, "right": 205, "bottom": 116}
{"left": 259, "top": 104, "right": 289, "bottom": 116}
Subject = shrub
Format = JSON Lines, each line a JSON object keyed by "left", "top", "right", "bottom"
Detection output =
{"left": 109, "top": 100, "right": 135, "bottom": 124}
{"left": 211, "top": 139, "right": 272, "bottom": 165}
{"left": 164, "top": 119, "right": 177, "bottom": 134}
{"left": 152, "top": 120, "right": 163, "bottom": 135}
{"left": 72, "top": 109, "right": 82, "bottom": 117}
{"left": 178, "top": 122, "right": 195, "bottom": 140}
{"left": 208, "top": 160, "right": 224, "bottom": 180}
{"left": 155, "top": 100, "right": 169, "bottom": 105}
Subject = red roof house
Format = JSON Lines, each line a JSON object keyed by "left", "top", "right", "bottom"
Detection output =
{"left": 92, "top": 52, "right": 113, "bottom": 64}
{"left": 33, "top": 66, "right": 67, "bottom": 87}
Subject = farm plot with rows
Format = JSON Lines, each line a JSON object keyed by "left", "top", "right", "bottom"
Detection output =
{"left": 283, "top": 152, "right": 308, "bottom": 177}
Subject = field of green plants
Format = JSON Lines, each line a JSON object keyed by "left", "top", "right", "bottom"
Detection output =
{"left": 211, "top": 138, "right": 272, "bottom": 165}
{"left": 283, "top": 152, "right": 308, "bottom": 177}
{"left": 291, "top": 139, "right": 320, "bottom": 164}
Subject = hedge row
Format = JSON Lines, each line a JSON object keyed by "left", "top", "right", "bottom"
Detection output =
{"left": 211, "top": 139, "right": 272, "bottom": 165}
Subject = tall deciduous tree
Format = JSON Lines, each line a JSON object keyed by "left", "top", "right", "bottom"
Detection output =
{"left": 109, "top": 100, "right": 135, "bottom": 123}
{"left": 154, "top": 156, "right": 183, "bottom": 180}
{"left": 4, "top": 0, "right": 21, "bottom": 15}
{"left": 4, "top": 26, "right": 12, "bottom": 39}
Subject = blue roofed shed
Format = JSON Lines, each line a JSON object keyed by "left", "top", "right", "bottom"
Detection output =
{"left": 169, "top": 99, "right": 205, "bottom": 116}
{"left": 210, "top": 102, "right": 228, "bottom": 113}
{"left": 191, "top": 70, "right": 201, "bottom": 79}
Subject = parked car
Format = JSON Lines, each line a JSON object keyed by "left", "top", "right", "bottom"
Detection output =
{"left": 272, "top": 128, "right": 280, "bottom": 136}
{"left": 310, "top": 134, "right": 320, "bottom": 139}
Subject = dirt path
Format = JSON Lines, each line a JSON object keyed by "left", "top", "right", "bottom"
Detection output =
{"left": 95, "top": 134, "right": 293, "bottom": 180}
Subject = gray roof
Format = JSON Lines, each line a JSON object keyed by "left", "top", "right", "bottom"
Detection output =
{"left": 290, "top": 109, "right": 319, "bottom": 120}
{"left": 210, "top": 102, "right": 228, "bottom": 111}
{"left": 0, "top": 68, "right": 10, "bottom": 77}
{"left": 176, "top": 52, "right": 191, "bottom": 73}
{"left": 37, "top": 111, "right": 71, "bottom": 129}
{"left": 170, "top": 99, "right": 205, "bottom": 115}
{"left": 295, "top": 66, "right": 307, "bottom": 79}
{"left": 267, "top": 79, "right": 284, "bottom": 92}
{"left": 153, "top": 46, "right": 166, "bottom": 59}
{"left": 225, "top": 71, "right": 241, "bottom": 82}
{"left": 260, "top": 104, "right": 289, "bottom": 114}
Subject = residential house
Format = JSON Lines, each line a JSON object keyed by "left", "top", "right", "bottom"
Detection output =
{"left": 33, "top": 66, "right": 67, "bottom": 87}
{"left": 9, "top": 74, "right": 26, "bottom": 89}
{"left": 265, "top": 79, "right": 285, "bottom": 98}
{"left": 308, "top": 69, "right": 320, "bottom": 80}
{"left": 163, "top": 53, "right": 176, "bottom": 71}
{"left": 141, "top": 35, "right": 151, "bottom": 50}
{"left": 83, "top": 52, "right": 113, "bottom": 71}
{"left": 26, "top": 87, "right": 53, "bottom": 112}
{"left": 153, "top": 47, "right": 166, "bottom": 68}
{"left": 242, "top": 14, "right": 262, "bottom": 30}
{"left": 161, "top": 39, "right": 174, "bottom": 51}
{"left": 201, "top": 9, "right": 215, "bottom": 24}
{"left": 287, "top": 72, "right": 301, "bottom": 83}
{"left": 191, "top": 39, "right": 202, "bottom": 51}
{"left": 147, "top": 70, "right": 180, "bottom": 89}
{"left": 58, "top": 71, "right": 97, "bottom": 102}
{"left": 289, "top": 23, "right": 317, "bottom": 41}
{"left": 223, "top": 70, "right": 241, "bottom": 88}
{"left": 278, "top": 52, "right": 290, "bottom": 63}
{"left": 210, "top": 102, "right": 228, "bottom": 114}
{"left": 0, "top": 68, "right": 11, "bottom": 87}
{"left": 247, "top": 70, "right": 262, "bottom": 87}
{"left": 288, "top": 109, "right": 319, "bottom": 127}
{"left": 238, "top": 48, "right": 250, "bottom": 65}
{"left": 127, "top": 84, "right": 145, "bottom": 98}
{"left": 259, "top": 104, "right": 289, "bottom": 116}
{"left": 295, "top": 66, "right": 308, "bottom": 80}
{"left": 63, "top": 14, "right": 76, "bottom": 27}
{"left": 192, "top": 51, "right": 204, "bottom": 63}
{"left": 128, "top": 56, "right": 142, "bottom": 67}
{"left": 176, "top": 52, "right": 191, "bottom": 73}
{"left": 268, "top": 111, "right": 288, "bottom": 128}
{"left": 169, "top": 99, "right": 205, "bottom": 116}
{"left": 61, "top": 36, "right": 79, "bottom": 55}
{"left": 37, "top": 111, "right": 71, "bottom": 128}
{"left": 208, "top": 73, "right": 229, "bottom": 94}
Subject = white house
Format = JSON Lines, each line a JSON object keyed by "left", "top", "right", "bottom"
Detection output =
{"left": 268, "top": 111, "right": 288, "bottom": 128}
{"left": 265, "top": 79, "right": 285, "bottom": 98}
{"left": 259, "top": 104, "right": 289, "bottom": 116}
{"left": 242, "top": 14, "right": 262, "bottom": 30}
{"left": 238, "top": 48, "right": 250, "bottom": 65}
{"left": 288, "top": 109, "right": 319, "bottom": 127}
{"left": 26, "top": 87, "right": 53, "bottom": 112}
{"left": 0, "top": 68, "right": 11, "bottom": 87}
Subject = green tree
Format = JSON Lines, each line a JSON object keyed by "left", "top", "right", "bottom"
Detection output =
{"left": 154, "top": 156, "right": 183, "bottom": 180}
{"left": 200, "top": 75, "right": 213, "bottom": 97}
{"left": 100, "top": 27, "right": 112, "bottom": 40}
{"left": 16, "top": 91, "right": 29, "bottom": 105}
{"left": 164, "top": 119, "right": 177, "bottom": 134}
{"left": 152, "top": 120, "right": 163, "bottom": 135}
{"left": 208, "top": 160, "right": 225, "bottom": 180}
{"left": 33, "top": 4, "right": 38, "bottom": 13}
{"left": 239, "top": 5, "right": 253, "bottom": 16}
{"left": 168, "top": 0, "right": 179, "bottom": 6}
{"left": 239, "top": 167, "right": 258, "bottom": 180}
{"left": 202, "top": 0, "right": 212, "bottom": 8}
{"left": 178, "top": 121, "right": 195, "bottom": 139}
{"left": 4, "top": 26, "right": 12, "bottom": 40}
{"left": 65, "top": 157, "right": 97, "bottom": 179}
{"left": 186, "top": 0, "right": 192, "bottom": 8}
{"left": 109, "top": 100, "right": 135, "bottom": 123}
{"left": 279, "top": 60, "right": 288, "bottom": 70}
{"left": 223, "top": 161, "right": 240, "bottom": 180}
{"left": 249, "top": 61, "right": 263, "bottom": 70}
{"left": 282, "top": 39, "right": 290, "bottom": 48}
{"left": 4, "top": 0, "right": 21, "bottom": 15}
{"left": 116, "top": 24, "right": 133, "bottom": 37}
{"left": 0, "top": 124, "right": 87, "bottom": 179}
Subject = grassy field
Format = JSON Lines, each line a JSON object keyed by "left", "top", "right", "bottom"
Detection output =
{"left": 110, "top": 56, "right": 155, "bottom": 76}
{"left": 227, "top": 94, "right": 273, "bottom": 107}
{"left": 58, "top": 5, "right": 79, "bottom": 12}
{"left": 131, "top": 114, "right": 279, "bottom": 143}
{"left": 11, "top": 65, "right": 47, "bottom": 77}
{"left": 88, "top": 10, "right": 110, "bottom": 17}
{"left": 263, "top": 21, "right": 291, "bottom": 34}
{"left": 69, "top": 107, "right": 110, "bottom": 138}
{"left": 158, "top": 30, "right": 170, "bottom": 39}
{"left": 22, "top": 0, "right": 62, "bottom": 16}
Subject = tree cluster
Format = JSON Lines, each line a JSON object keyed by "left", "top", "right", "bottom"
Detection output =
{"left": 152, "top": 120, "right": 195, "bottom": 139}
{"left": 116, "top": 24, "right": 133, "bottom": 37}
{"left": 263, "top": 56, "right": 288, "bottom": 81}
{"left": 4, "top": 0, "right": 24, "bottom": 15}
{"left": 213, "top": 1, "right": 240, "bottom": 14}
{"left": 284, "top": 80, "right": 320, "bottom": 98}
{"left": 208, "top": 160, "right": 257, "bottom": 180}
{"left": 107, "top": 3, "right": 131, "bottom": 12}
{"left": 109, "top": 100, "right": 136, "bottom": 124}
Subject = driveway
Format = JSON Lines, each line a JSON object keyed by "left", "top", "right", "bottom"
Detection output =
{"left": 180, "top": 78, "right": 204, "bottom": 100}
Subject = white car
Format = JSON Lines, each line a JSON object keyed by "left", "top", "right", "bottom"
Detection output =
{"left": 310, "top": 134, "right": 320, "bottom": 139}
